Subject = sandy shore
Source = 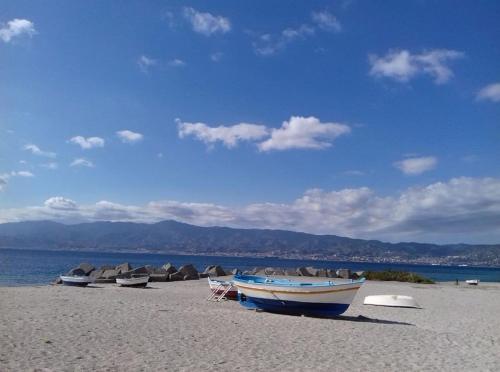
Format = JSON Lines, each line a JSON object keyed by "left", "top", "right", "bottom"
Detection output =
{"left": 1, "top": 279, "right": 499, "bottom": 371}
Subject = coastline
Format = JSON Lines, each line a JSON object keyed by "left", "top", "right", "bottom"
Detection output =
{"left": 1, "top": 279, "right": 499, "bottom": 371}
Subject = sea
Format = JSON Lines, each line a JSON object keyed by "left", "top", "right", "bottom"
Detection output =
{"left": 1, "top": 248, "right": 499, "bottom": 286}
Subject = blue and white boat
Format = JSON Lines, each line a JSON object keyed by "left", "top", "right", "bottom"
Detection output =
{"left": 233, "top": 274, "right": 365, "bottom": 317}
{"left": 60, "top": 275, "right": 93, "bottom": 287}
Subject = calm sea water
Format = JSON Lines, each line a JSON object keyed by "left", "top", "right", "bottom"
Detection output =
{"left": 1, "top": 248, "right": 499, "bottom": 285}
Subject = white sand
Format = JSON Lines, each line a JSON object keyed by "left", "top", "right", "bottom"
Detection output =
{"left": 1, "top": 279, "right": 499, "bottom": 371}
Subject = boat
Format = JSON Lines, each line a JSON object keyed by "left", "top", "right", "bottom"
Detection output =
{"left": 60, "top": 275, "right": 93, "bottom": 287}
{"left": 363, "top": 295, "right": 419, "bottom": 308}
{"left": 207, "top": 277, "right": 238, "bottom": 300}
{"left": 233, "top": 274, "right": 365, "bottom": 317}
{"left": 465, "top": 279, "right": 479, "bottom": 285}
{"left": 116, "top": 275, "right": 150, "bottom": 288}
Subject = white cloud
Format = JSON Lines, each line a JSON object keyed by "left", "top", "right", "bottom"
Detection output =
{"left": 0, "top": 18, "right": 36, "bottom": 43}
{"left": 477, "top": 82, "right": 500, "bottom": 103}
{"left": 210, "top": 52, "right": 223, "bottom": 62}
{"left": 253, "top": 25, "right": 315, "bottom": 56}
{"left": 394, "top": 156, "right": 437, "bottom": 175}
{"left": 369, "top": 49, "right": 464, "bottom": 84}
{"left": 0, "top": 170, "right": 35, "bottom": 191}
{"left": 69, "top": 136, "right": 105, "bottom": 149}
{"left": 13, "top": 171, "right": 34, "bottom": 177}
{"left": 177, "top": 119, "right": 269, "bottom": 148}
{"left": 311, "top": 10, "right": 341, "bottom": 32}
{"left": 258, "top": 116, "right": 350, "bottom": 151}
{"left": 2, "top": 177, "right": 500, "bottom": 243}
{"left": 168, "top": 58, "right": 185, "bottom": 67}
{"left": 41, "top": 162, "right": 58, "bottom": 170}
{"left": 183, "top": 7, "right": 231, "bottom": 36}
{"left": 116, "top": 130, "right": 143, "bottom": 144}
{"left": 44, "top": 197, "right": 77, "bottom": 210}
{"left": 137, "top": 55, "right": 157, "bottom": 73}
{"left": 70, "top": 158, "right": 94, "bottom": 168}
{"left": 23, "top": 144, "right": 56, "bottom": 158}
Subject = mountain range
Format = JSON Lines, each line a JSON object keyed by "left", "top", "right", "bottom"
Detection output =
{"left": 0, "top": 220, "right": 499, "bottom": 266}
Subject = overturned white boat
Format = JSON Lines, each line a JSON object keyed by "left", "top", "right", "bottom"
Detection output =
{"left": 364, "top": 295, "right": 419, "bottom": 308}
{"left": 116, "top": 275, "right": 150, "bottom": 288}
{"left": 465, "top": 279, "right": 479, "bottom": 285}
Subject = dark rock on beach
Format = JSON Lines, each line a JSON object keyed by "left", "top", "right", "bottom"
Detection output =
{"left": 203, "top": 265, "right": 226, "bottom": 277}
{"left": 178, "top": 264, "right": 199, "bottom": 280}
{"left": 169, "top": 271, "right": 184, "bottom": 281}
{"left": 67, "top": 262, "right": 95, "bottom": 276}
{"left": 336, "top": 268, "right": 351, "bottom": 279}
{"left": 162, "top": 263, "right": 177, "bottom": 275}
{"left": 115, "top": 263, "right": 132, "bottom": 274}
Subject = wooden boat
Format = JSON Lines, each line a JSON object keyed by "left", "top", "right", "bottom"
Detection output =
{"left": 60, "top": 275, "right": 93, "bottom": 287}
{"left": 364, "top": 295, "right": 419, "bottom": 308}
{"left": 207, "top": 277, "right": 238, "bottom": 300}
{"left": 465, "top": 279, "right": 479, "bottom": 285}
{"left": 233, "top": 274, "right": 364, "bottom": 317}
{"left": 116, "top": 275, "right": 150, "bottom": 288}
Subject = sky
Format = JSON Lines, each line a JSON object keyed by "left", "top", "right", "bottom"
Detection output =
{"left": 1, "top": 0, "right": 499, "bottom": 244}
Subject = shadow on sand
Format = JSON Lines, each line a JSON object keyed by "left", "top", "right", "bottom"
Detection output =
{"left": 332, "top": 315, "right": 414, "bottom": 326}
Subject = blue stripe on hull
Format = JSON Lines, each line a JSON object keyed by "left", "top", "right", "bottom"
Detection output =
{"left": 238, "top": 294, "right": 350, "bottom": 317}
{"left": 62, "top": 281, "right": 89, "bottom": 287}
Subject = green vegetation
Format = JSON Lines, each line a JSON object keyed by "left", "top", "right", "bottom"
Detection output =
{"left": 363, "top": 270, "right": 435, "bottom": 284}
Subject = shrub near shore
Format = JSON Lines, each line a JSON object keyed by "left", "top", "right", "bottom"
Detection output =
{"left": 363, "top": 270, "right": 435, "bottom": 284}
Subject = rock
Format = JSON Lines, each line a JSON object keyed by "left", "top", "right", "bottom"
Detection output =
{"left": 230, "top": 268, "right": 241, "bottom": 275}
{"left": 151, "top": 267, "right": 168, "bottom": 275}
{"left": 296, "top": 267, "right": 313, "bottom": 276}
{"left": 102, "top": 269, "right": 119, "bottom": 279}
{"left": 178, "top": 264, "right": 199, "bottom": 280}
{"left": 263, "top": 267, "right": 284, "bottom": 276}
{"left": 336, "top": 268, "right": 351, "bottom": 279}
{"left": 149, "top": 273, "right": 169, "bottom": 282}
{"left": 316, "top": 268, "right": 328, "bottom": 277}
{"left": 169, "top": 271, "right": 184, "bottom": 281}
{"left": 326, "top": 269, "right": 338, "bottom": 278}
{"left": 203, "top": 265, "right": 226, "bottom": 277}
{"left": 121, "top": 266, "right": 149, "bottom": 278}
{"left": 51, "top": 277, "right": 62, "bottom": 285}
{"left": 99, "top": 265, "right": 115, "bottom": 271}
{"left": 198, "top": 273, "right": 209, "bottom": 278}
{"left": 67, "top": 262, "right": 95, "bottom": 276}
{"left": 162, "top": 263, "right": 177, "bottom": 275}
{"left": 285, "top": 268, "right": 298, "bottom": 276}
{"left": 242, "top": 270, "right": 253, "bottom": 275}
{"left": 89, "top": 269, "right": 105, "bottom": 280}
{"left": 350, "top": 271, "right": 365, "bottom": 279}
{"left": 115, "top": 263, "right": 132, "bottom": 274}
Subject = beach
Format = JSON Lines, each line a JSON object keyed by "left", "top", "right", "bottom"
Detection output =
{"left": 1, "top": 279, "right": 499, "bottom": 371}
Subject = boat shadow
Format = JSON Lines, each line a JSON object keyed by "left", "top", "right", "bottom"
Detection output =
{"left": 331, "top": 315, "right": 414, "bottom": 326}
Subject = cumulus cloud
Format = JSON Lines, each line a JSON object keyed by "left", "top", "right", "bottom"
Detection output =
{"left": 311, "top": 10, "right": 341, "bottom": 32}
{"left": 369, "top": 49, "right": 464, "bottom": 84}
{"left": 70, "top": 158, "right": 94, "bottom": 168}
{"left": 258, "top": 116, "right": 350, "bottom": 151}
{"left": 44, "top": 197, "right": 77, "bottom": 210}
{"left": 116, "top": 130, "right": 143, "bottom": 144}
{"left": 394, "top": 156, "right": 437, "bottom": 175}
{"left": 1, "top": 177, "right": 500, "bottom": 243}
{"left": 137, "top": 55, "right": 157, "bottom": 73}
{"left": 477, "top": 82, "right": 500, "bottom": 103}
{"left": 69, "top": 136, "right": 105, "bottom": 149}
{"left": 13, "top": 171, "right": 34, "bottom": 177}
{"left": 23, "top": 144, "right": 56, "bottom": 158}
{"left": 183, "top": 7, "right": 231, "bottom": 36}
{"left": 177, "top": 119, "right": 269, "bottom": 148}
{"left": 0, "top": 18, "right": 36, "bottom": 43}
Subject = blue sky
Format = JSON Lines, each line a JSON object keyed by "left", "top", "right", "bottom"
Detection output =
{"left": 1, "top": 0, "right": 499, "bottom": 244}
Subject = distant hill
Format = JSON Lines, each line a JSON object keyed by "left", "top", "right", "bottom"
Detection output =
{"left": 0, "top": 220, "right": 499, "bottom": 266}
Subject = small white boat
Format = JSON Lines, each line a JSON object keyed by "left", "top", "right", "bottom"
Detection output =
{"left": 233, "top": 274, "right": 364, "bottom": 317}
{"left": 208, "top": 277, "right": 238, "bottom": 300}
{"left": 364, "top": 295, "right": 419, "bottom": 308}
{"left": 60, "top": 275, "right": 93, "bottom": 287}
{"left": 116, "top": 275, "right": 150, "bottom": 288}
{"left": 465, "top": 279, "right": 479, "bottom": 285}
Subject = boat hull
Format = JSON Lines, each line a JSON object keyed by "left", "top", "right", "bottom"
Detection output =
{"left": 234, "top": 275, "right": 364, "bottom": 317}
{"left": 116, "top": 276, "right": 149, "bottom": 288}
{"left": 60, "top": 276, "right": 92, "bottom": 287}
